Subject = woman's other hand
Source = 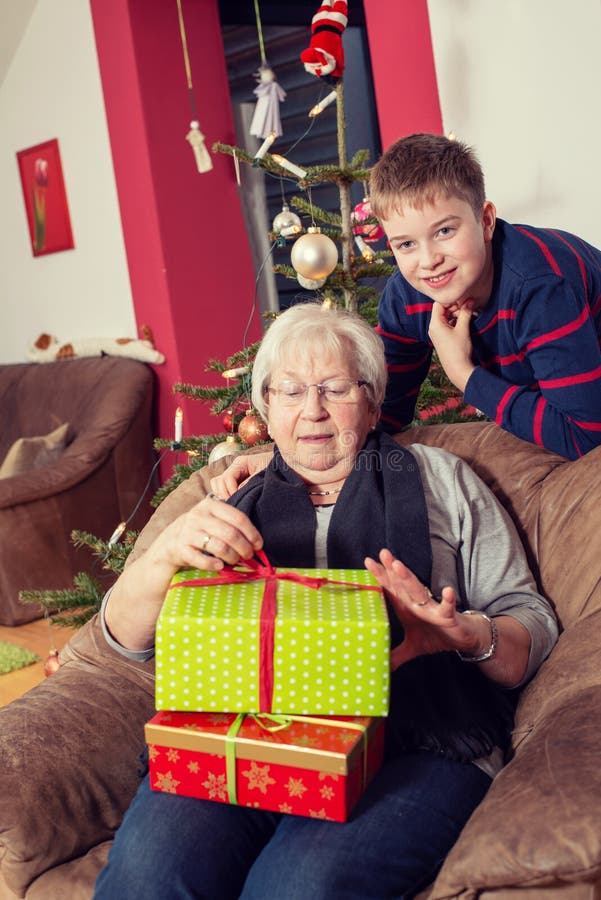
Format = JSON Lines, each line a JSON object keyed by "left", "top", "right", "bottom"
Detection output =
{"left": 364, "top": 549, "right": 531, "bottom": 686}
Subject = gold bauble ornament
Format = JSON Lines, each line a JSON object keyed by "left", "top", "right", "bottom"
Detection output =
{"left": 290, "top": 227, "right": 338, "bottom": 280}
{"left": 207, "top": 434, "right": 243, "bottom": 465}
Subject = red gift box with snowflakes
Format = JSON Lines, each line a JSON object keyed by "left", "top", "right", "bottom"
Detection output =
{"left": 145, "top": 710, "right": 385, "bottom": 822}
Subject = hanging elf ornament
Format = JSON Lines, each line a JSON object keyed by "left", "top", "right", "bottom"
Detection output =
{"left": 249, "top": 1, "right": 286, "bottom": 141}
{"left": 176, "top": 0, "right": 212, "bottom": 173}
{"left": 300, "top": 0, "right": 348, "bottom": 83}
{"left": 186, "top": 121, "right": 212, "bottom": 174}
{"left": 250, "top": 64, "right": 286, "bottom": 140}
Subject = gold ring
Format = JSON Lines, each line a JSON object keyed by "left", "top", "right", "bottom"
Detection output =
{"left": 200, "top": 533, "right": 211, "bottom": 551}
{"left": 414, "top": 588, "right": 433, "bottom": 607}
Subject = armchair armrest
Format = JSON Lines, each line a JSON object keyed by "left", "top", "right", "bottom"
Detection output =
{"left": 0, "top": 616, "right": 155, "bottom": 898}
{"left": 429, "top": 611, "right": 601, "bottom": 897}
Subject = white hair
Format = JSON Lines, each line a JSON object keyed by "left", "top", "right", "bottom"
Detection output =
{"left": 251, "top": 303, "right": 387, "bottom": 420}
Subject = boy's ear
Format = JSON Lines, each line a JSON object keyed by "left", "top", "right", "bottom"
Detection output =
{"left": 482, "top": 201, "right": 496, "bottom": 241}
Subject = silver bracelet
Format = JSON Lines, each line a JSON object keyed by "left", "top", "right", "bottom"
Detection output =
{"left": 457, "top": 610, "right": 498, "bottom": 662}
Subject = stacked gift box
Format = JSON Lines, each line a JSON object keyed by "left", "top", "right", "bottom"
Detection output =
{"left": 147, "top": 554, "right": 390, "bottom": 821}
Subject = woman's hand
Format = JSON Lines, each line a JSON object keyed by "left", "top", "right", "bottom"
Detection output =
{"left": 209, "top": 450, "right": 273, "bottom": 499}
{"left": 105, "top": 496, "right": 263, "bottom": 651}
{"left": 147, "top": 493, "right": 263, "bottom": 574}
{"left": 364, "top": 549, "right": 531, "bottom": 686}
{"left": 365, "top": 550, "right": 492, "bottom": 670}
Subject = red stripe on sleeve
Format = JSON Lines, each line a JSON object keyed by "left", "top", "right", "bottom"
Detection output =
{"left": 375, "top": 325, "right": 421, "bottom": 345}
{"left": 481, "top": 351, "right": 526, "bottom": 368}
{"left": 533, "top": 396, "right": 546, "bottom": 446}
{"left": 388, "top": 360, "right": 429, "bottom": 374}
{"left": 495, "top": 384, "right": 520, "bottom": 425}
{"left": 525, "top": 305, "right": 590, "bottom": 351}
{"left": 515, "top": 227, "right": 562, "bottom": 276}
{"left": 539, "top": 364, "right": 601, "bottom": 389}
{"left": 592, "top": 293, "right": 601, "bottom": 316}
{"left": 477, "top": 309, "right": 515, "bottom": 335}
{"left": 568, "top": 418, "right": 601, "bottom": 431}
{"left": 549, "top": 230, "right": 588, "bottom": 299}
{"left": 405, "top": 302, "right": 434, "bottom": 315}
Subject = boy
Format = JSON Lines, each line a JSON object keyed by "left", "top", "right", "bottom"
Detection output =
{"left": 370, "top": 132, "right": 601, "bottom": 460}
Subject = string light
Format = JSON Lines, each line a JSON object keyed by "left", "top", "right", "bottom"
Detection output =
{"left": 354, "top": 235, "right": 375, "bottom": 261}
{"left": 108, "top": 521, "right": 127, "bottom": 546}
{"left": 174, "top": 407, "right": 183, "bottom": 447}
{"left": 271, "top": 154, "right": 307, "bottom": 180}
{"left": 308, "top": 90, "right": 337, "bottom": 117}
{"left": 254, "top": 131, "right": 276, "bottom": 162}
{"left": 222, "top": 366, "right": 250, "bottom": 379}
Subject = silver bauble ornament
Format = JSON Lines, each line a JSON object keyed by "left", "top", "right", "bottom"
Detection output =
{"left": 272, "top": 203, "right": 302, "bottom": 238}
{"left": 207, "top": 434, "right": 243, "bottom": 465}
{"left": 297, "top": 273, "right": 327, "bottom": 290}
{"left": 290, "top": 227, "right": 338, "bottom": 280}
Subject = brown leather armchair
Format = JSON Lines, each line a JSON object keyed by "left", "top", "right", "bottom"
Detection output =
{"left": 0, "top": 356, "right": 157, "bottom": 625}
{"left": 1, "top": 422, "right": 600, "bottom": 899}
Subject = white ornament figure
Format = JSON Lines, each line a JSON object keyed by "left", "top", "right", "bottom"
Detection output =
{"left": 250, "top": 65, "right": 286, "bottom": 139}
{"left": 186, "top": 121, "right": 213, "bottom": 174}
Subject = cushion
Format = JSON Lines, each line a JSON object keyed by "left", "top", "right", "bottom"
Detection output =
{"left": 0, "top": 422, "right": 69, "bottom": 479}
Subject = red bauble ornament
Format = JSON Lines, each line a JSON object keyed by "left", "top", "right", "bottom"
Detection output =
{"left": 44, "top": 649, "right": 61, "bottom": 677}
{"left": 237, "top": 411, "right": 269, "bottom": 446}
{"left": 222, "top": 408, "right": 238, "bottom": 431}
{"left": 351, "top": 198, "right": 385, "bottom": 243}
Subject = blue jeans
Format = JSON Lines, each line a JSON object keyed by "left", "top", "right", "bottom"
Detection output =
{"left": 94, "top": 751, "right": 490, "bottom": 900}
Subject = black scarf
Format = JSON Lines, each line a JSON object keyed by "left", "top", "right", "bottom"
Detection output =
{"left": 230, "top": 432, "right": 516, "bottom": 762}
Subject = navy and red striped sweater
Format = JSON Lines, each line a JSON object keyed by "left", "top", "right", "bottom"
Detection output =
{"left": 376, "top": 219, "right": 601, "bottom": 459}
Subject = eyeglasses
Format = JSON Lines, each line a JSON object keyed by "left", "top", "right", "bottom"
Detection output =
{"left": 266, "top": 378, "right": 368, "bottom": 405}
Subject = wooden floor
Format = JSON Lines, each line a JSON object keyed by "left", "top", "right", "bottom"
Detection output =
{"left": 0, "top": 618, "right": 77, "bottom": 708}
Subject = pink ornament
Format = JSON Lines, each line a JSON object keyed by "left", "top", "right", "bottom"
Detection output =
{"left": 351, "top": 199, "right": 385, "bottom": 243}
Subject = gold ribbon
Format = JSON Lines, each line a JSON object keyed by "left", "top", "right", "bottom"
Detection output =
{"left": 225, "top": 713, "right": 369, "bottom": 806}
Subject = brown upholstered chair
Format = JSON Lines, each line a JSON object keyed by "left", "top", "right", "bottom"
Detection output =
{"left": 1, "top": 422, "right": 600, "bottom": 899}
{"left": 0, "top": 356, "right": 158, "bottom": 625}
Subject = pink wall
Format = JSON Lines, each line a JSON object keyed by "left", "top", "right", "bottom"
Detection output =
{"left": 90, "top": 0, "right": 260, "bottom": 452}
{"left": 90, "top": 0, "right": 442, "bottom": 456}
{"left": 363, "top": 0, "right": 443, "bottom": 149}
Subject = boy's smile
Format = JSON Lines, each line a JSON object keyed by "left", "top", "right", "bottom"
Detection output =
{"left": 379, "top": 195, "right": 496, "bottom": 311}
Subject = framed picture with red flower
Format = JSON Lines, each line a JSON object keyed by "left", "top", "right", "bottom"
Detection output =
{"left": 16, "top": 138, "right": 74, "bottom": 257}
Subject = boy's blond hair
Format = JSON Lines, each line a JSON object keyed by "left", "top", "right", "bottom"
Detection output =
{"left": 370, "top": 133, "right": 486, "bottom": 220}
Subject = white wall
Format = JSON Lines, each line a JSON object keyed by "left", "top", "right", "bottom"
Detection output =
{"left": 428, "top": 0, "right": 601, "bottom": 247}
{"left": 1, "top": 1, "right": 599, "bottom": 368}
{"left": 0, "top": 0, "right": 135, "bottom": 364}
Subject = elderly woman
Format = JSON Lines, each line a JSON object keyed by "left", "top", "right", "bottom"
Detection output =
{"left": 95, "top": 303, "right": 557, "bottom": 900}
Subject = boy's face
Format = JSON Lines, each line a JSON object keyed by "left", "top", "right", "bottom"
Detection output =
{"left": 379, "top": 195, "right": 496, "bottom": 312}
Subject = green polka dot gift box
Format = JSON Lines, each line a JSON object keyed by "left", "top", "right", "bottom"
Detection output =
{"left": 155, "top": 553, "right": 390, "bottom": 717}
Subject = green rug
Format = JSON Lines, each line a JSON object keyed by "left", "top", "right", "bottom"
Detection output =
{"left": 0, "top": 640, "right": 40, "bottom": 675}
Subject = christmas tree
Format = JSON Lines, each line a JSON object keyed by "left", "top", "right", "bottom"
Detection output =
{"left": 19, "top": 9, "right": 480, "bottom": 631}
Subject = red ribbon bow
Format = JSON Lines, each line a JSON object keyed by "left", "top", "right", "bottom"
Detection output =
{"left": 171, "top": 550, "right": 380, "bottom": 712}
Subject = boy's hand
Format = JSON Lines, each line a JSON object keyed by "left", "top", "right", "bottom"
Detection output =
{"left": 428, "top": 303, "right": 476, "bottom": 392}
{"left": 209, "top": 450, "right": 273, "bottom": 499}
